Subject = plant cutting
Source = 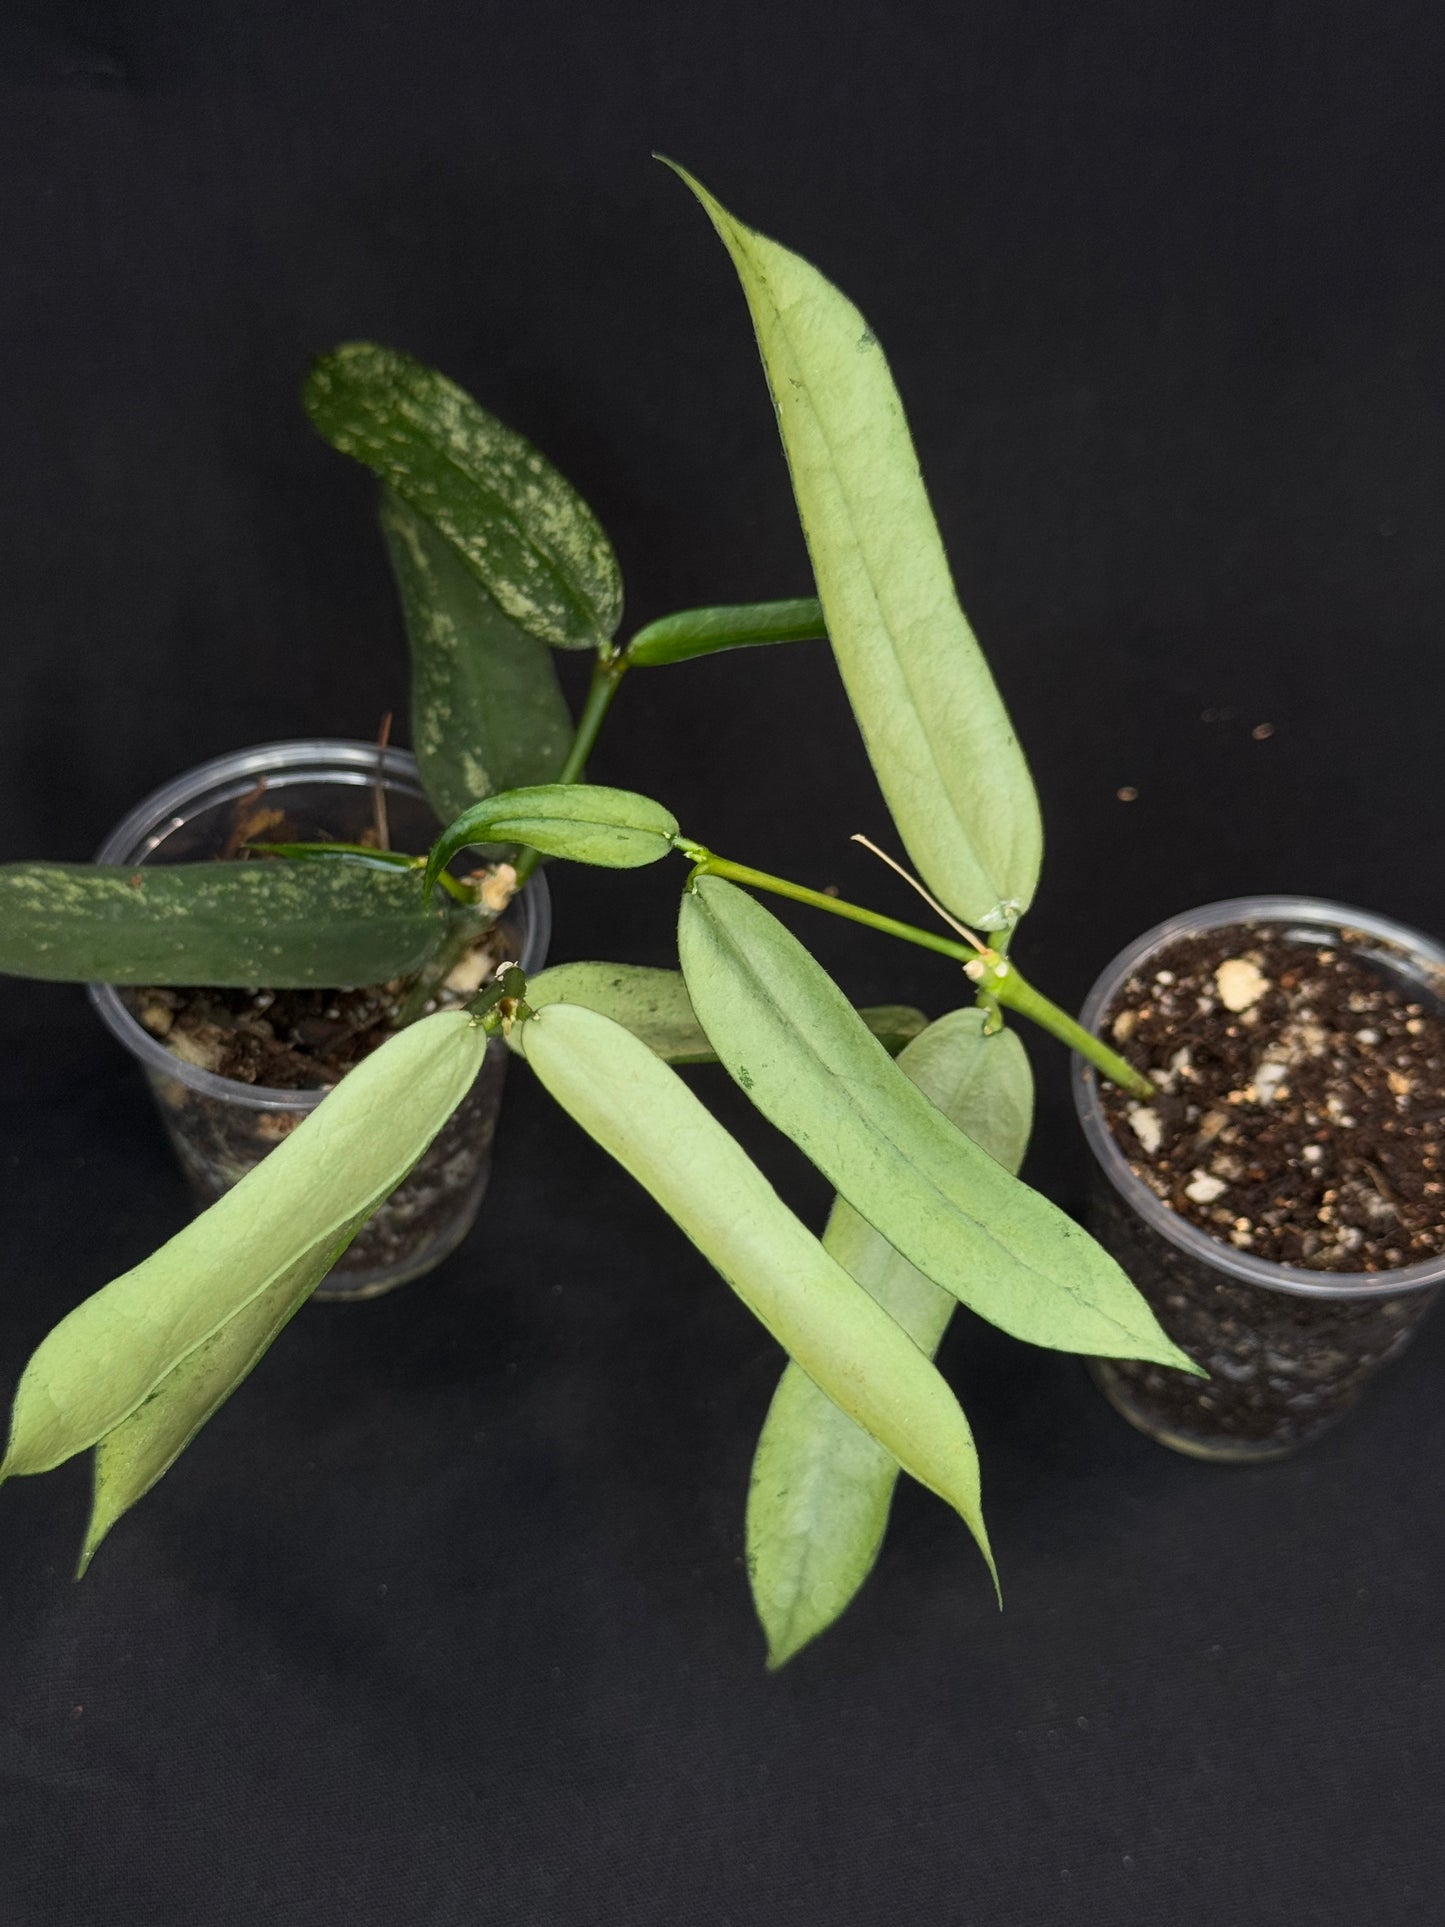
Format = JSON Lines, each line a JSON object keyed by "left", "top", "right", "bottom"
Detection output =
{"left": 0, "top": 162, "right": 1223, "bottom": 1668}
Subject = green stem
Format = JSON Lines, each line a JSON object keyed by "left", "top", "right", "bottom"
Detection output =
{"left": 986, "top": 961, "right": 1154, "bottom": 1101}
{"left": 395, "top": 906, "right": 492, "bottom": 1028}
{"left": 687, "top": 854, "right": 974, "bottom": 964}
{"left": 686, "top": 850, "right": 1154, "bottom": 1101}
{"left": 513, "top": 653, "right": 628, "bottom": 886}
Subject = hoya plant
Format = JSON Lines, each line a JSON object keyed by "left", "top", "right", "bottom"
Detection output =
{"left": 0, "top": 166, "right": 1190, "bottom": 1666}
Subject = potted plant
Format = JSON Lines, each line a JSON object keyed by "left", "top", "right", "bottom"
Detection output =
{"left": 3, "top": 161, "right": 1430, "bottom": 1666}
{"left": 85, "top": 735, "right": 553, "bottom": 1300}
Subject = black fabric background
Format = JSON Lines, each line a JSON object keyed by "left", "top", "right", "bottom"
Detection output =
{"left": 3, "top": 4, "right": 1445, "bottom": 1922}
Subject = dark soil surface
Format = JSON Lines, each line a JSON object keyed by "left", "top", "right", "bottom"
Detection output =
{"left": 1098, "top": 921, "right": 1445, "bottom": 1274}
{"left": 122, "top": 929, "right": 509, "bottom": 1089}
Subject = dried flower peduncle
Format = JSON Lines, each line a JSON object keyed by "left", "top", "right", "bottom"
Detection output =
{"left": 849, "top": 835, "right": 989, "bottom": 954}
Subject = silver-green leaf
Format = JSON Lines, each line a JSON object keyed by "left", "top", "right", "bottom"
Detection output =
{"left": 678, "top": 876, "right": 1195, "bottom": 1370}
{"left": 517, "top": 1001, "right": 992, "bottom": 1567}
{"left": 749, "top": 1009, "right": 1031, "bottom": 1667}
{"left": 668, "top": 163, "right": 1041, "bottom": 932}
{"left": 425, "top": 785, "right": 679, "bottom": 890}
{"left": 380, "top": 487, "right": 573, "bottom": 824}
{"left": 0, "top": 860, "right": 445, "bottom": 986}
{"left": 3, "top": 1011, "right": 487, "bottom": 1497}
{"left": 521, "top": 961, "right": 925, "bottom": 1065}
{"left": 306, "top": 342, "right": 621, "bottom": 650}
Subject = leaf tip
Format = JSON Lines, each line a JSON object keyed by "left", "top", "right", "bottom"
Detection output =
{"left": 760, "top": 1621, "right": 810, "bottom": 1672}
{"left": 75, "top": 1498, "right": 111, "bottom": 1581}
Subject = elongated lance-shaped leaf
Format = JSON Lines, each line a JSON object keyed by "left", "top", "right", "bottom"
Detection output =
{"left": 750, "top": 1009, "right": 1031, "bottom": 1668}
{"left": 517, "top": 1002, "right": 992, "bottom": 1567}
{"left": 678, "top": 876, "right": 1197, "bottom": 1370}
{"left": 379, "top": 488, "right": 573, "bottom": 824}
{"left": 626, "top": 597, "right": 825, "bottom": 668}
{"left": 666, "top": 163, "right": 1041, "bottom": 933}
{"left": 425, "top": 785, "right": 678, "bottom": 891}
{"left": 521, "top": 961, "right": 926, "bottom": 1065}
{"left": 81, "top": 1210, "right": 370, "bottom": 1573}
{"left": 306, "top": 343, "right": 621, "bottom": 650}
{"left": 2, "top": 1010, "right": 487, "bottom": 1485}
{"left": 0, "top": 861, "right": 445, "bottom": 986}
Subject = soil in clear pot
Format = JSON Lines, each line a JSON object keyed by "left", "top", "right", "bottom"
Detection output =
{"left": 1084, "top": 913, "right": 1445, "bottom": 1458}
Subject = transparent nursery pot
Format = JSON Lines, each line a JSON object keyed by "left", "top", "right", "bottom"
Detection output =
{"left": 88, "top": 740, "right": 551, "bottom": 1301}
{"left": 1072, "top": 896, "right": 1445, "bottom": 1460}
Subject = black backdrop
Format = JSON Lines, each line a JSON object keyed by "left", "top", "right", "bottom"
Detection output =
{"left": 3, "top": 5, "right": 1445, "bottom": 1923}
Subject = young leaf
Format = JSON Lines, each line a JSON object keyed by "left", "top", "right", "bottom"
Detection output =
{"left": 0, "top": 861, "right": 445, "bottom": 986}
{"left": 625, "top": 597, "right": 825, "bottom": 668}
{"left": 749, "top": 1010, "right": 1031, "bottom": 1667}
{"left": 678, "top": 876, "right": 1196, "bottom": 1371}
{"left": 81, "top": 1211, "right": 368, "bottom": 1572}
{"left": 380, "top": 488, "right": 573, "bottom": 824}
{"left": 517, "top": 1002, "right": 991, "bottom": 1565}
{"left": 666, "top": 162, "right": 1041, "bottom": 933}
{"left": 306, "top": 342, "right": 622, "bottom": 650}
{"left": 522, "top": 961, "right": 926, "bottom": 1065}
{"left": 2, "top": 1010, "right": 487, "bottom": 1485}
{"left": 424, "top": 785, "right": 678, "bottom": 890}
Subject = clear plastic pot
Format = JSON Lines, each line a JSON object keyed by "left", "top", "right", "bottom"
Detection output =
{"left": 89, "top": 740, "right": 551, "bottom": 1300}
{"left": 1072, "top": 896, "right": 1445, "bottom": 1460}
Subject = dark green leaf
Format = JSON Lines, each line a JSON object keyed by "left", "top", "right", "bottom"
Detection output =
{"left": 0, "top": 861, "right": 445, "bottom": 986}
{"left": 425, "top": 785, "right": 678, "bottom": 891}
{"left": 667, "top": 163, "right": 1041, "bottom": 932}
{"left": 379, "top": 488, "right": 573, "bottom": 823}
{"left": 306, "top": 343, "right": 621, "bottom": 649}
{"left": 3, "top": 1011, "right": 487, "bottom": 1495}
{"left": 749, "top": 1009, "right": 1031, "bottom": 1666}
{"left": 626, "top": 597, "right": 825, "bottom": 668}
{"left": 522, "top": 961, "right": 925, "bottom": 1065}
{"left": 518, "top": 1002, "right": 992, "bottom": 1567}
{"left": 678, "top": 876, "right": 1197, "bottom": 1369}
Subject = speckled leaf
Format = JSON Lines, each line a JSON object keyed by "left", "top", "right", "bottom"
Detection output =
{"left": 81, "top": 1210, "right": 369, "bottom": 1572}
{"left": 749, "top": 1009, "right": 1031, "bottom": 1667}
{"left": 2, "top": 1011, "right": 487, "bottom": 1493}
{"left": 0, "top": 861, "right": 445, "bottom": 986}
{"left": 626, "top": 597, "right": 825, "bottom": 668}
{"left": 521, "top": 961, "right": 925, "bottom": 1065}
{"left": 425, "top": 785, "right": 678, "bottom": 890}
{"left": 668, "top": 164, "right": 1041, "bottom": 931}
{"left": 518, "top": 1002, "right": 991, "bottom": 1560}
{"left": 678, "top": 876, "right": 1197, "bottom": 1369}
{"left": 307, "top": 343, "right": 621, "bottom": 649}
{"left": 380, "top": 488, "right": 572, "bottom": 824}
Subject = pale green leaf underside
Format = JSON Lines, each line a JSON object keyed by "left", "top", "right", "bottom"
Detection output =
{"left": 0, "top": 861, "right": 444, "bottom": 986}
{"left": 379, "top": 488, "right": 573, "bottom": 824}
{"left": 678, "top": 877, "right": 1194, "bottom": 1370}
{"left": 426, "top": 784, "right": 679, "bottom": 887}
{"left": 81, "top": 1211, "right": 369, "bottom": 1572}
{"left": 3, "top": 1011, "right": 486, "bottom": 1483}
{"left": 669, "top": 163, "right": 1041, "bottom": 931}
{"left": 625, "top": 596, "right": 825, "bottom": 668}
{"left": 749, "top": 1009, "right": 1032, "bottom": 1667}
{"left": 518, "top": 1003, "right": 991, "bottom": 1558}
{"left": 306, "top": 342, "right": 621, "bottom": 650}
{"left": 521, "top": 961, "right": 926, "bottom": 1064}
